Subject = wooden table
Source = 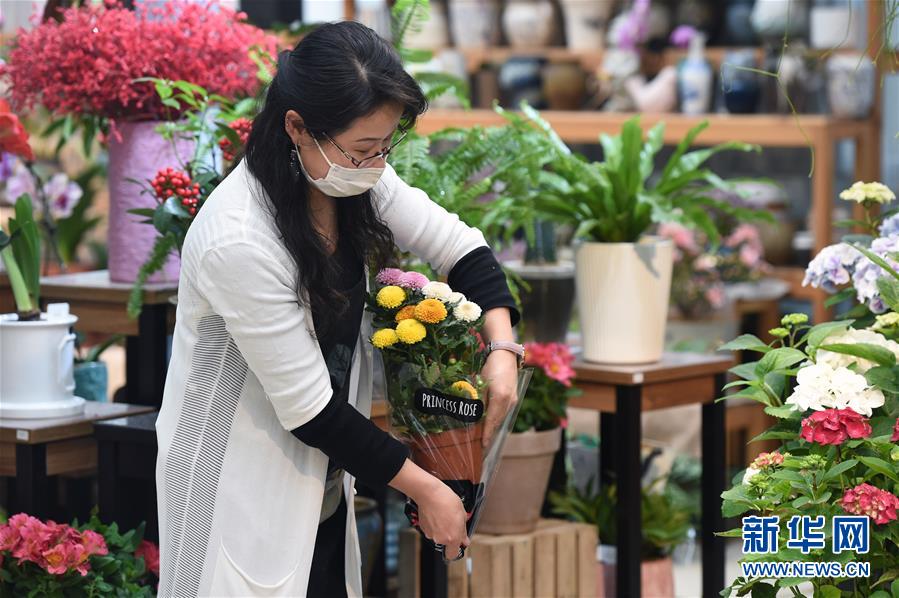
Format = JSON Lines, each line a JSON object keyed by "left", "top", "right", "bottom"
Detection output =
{"left": 0, "top": 402, "right": 157, "bottom": 517}
{"left": 569, "top": 352, "right": 733, "bottom": 598}
{"left": 38, "top": 270, "right": 178, "bottom": 407}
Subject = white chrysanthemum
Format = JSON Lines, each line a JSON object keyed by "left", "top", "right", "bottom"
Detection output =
{"left": 742, "top": 466, "right": 760, "bottom": 485}
{"left": 786, "top": 362, "right": 885, "bottom": 416}
{"left": 447, "top": 291, "right": 466, "bottom": 305}
{"left": 422, "top": 281, "right": 453, "bottom": 301}
{"left": 816, "top": 328, "right": 899, "bottom": 373}
{"left": 453, "top": 300, "right": 482, "bottom": 322}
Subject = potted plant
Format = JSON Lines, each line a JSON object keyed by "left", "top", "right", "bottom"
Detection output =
{"left": 73, "top": 334, "right": 124, "bottom": 403}
{"left": 478, "top": 342, "right": 580, "bottom": 534}
{"left": 4, "top": 1, "right": 277, "bottom": 283}
{"left": 549, "top": 478, "right": 691, "bottom": 598}
{"left": 367, "top": 268, "right": 532, "bottom": 547}
{"left": 523, "top": 109, "right": 760, "bottom": 364}
{"left": 0, "top": 511, "right": 159, "bottom": 596}
{"left": 718, "top": 182, "right": 899, "bottom": 597}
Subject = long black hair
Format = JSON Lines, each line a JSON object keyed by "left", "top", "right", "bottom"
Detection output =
{"left": 244, "top": 21, "right": 427, "bottom": 335}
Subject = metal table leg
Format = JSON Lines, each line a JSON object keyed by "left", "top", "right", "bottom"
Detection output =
{"left": 125, "top": 304, "right": 169, "bottom": 407}
{"left": 615, "top": 385, "right": 643, "bottom": 597}
{"left": 15, "top": 443, "right": 48, "bottom": 516}
{"left": 701, "top": 373, "right": 727, "bottom": 597}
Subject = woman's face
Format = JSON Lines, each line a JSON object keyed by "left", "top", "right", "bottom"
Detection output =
{"left": 285, "top": 103, "right": 404, "bottom": 181}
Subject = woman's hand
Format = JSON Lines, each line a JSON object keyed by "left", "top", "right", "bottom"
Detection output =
{"left": 480, "top": 348, "right": 519, "bottom": 448}
{"left": 389, "top": 460, "right": 470, "bottom": 560}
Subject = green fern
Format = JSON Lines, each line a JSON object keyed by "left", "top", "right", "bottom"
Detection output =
{"left": 127, "top": 233, "right": 178, "bottom": 320}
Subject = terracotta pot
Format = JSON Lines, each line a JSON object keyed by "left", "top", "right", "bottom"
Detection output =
{"left": 542, "top": 61, "right": 587, "bottom": 110}
{"left": 409, "top": 425, "right": 484, "bottom": 484}
{"left": 477, "top": 427, "right": 562, "bottom": 534}
{"left": 597, "top": 553, "right": 675, "bottom": 597}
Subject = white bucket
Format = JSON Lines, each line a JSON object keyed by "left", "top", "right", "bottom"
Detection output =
{"left": 0, "top": 311, "right": 86, "bottom": 419}
{"left": 575, "top": 238, "right": 673, "bottom": 364}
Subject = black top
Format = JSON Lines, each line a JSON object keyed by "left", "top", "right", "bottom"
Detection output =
{"left": 290, "top": 243, "right": 519, "bottom": 490}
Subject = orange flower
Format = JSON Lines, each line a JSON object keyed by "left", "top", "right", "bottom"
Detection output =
{"left": 395, "top": 305, "right": 416, "bottom": 323}
{"left": 414, "top": 299, "right": 447, "bottom": 324}
{"left": 0, "top": 100, "right": 34, "bottom": 162}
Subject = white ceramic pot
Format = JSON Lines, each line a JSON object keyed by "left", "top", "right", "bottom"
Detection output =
{"left": 810, "top": 6, "right": 860, "bottom": 49}
{"left": 448, "top": 0, "right": 501, "bottom": 49}
{"left": 575, "top": 238, "right": 673, "bottom": 364}
{"left": 403, "top": 0, "right": 449, "bottom": 51}
{"left": 826, "top": 53, "right": 876, "bottom": 119}
{"left": 559, "top": 0, "right": 613, "bottom": 50}
{"left": 502, "top": 0, "right": 555, "bottom": 48}
{"left": 0, "top": 312, "right": 86, "bottom": 419}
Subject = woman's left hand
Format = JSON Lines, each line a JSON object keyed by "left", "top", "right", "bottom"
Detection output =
{"left": 480, "top": 349, "right": 519, "bottom": 448}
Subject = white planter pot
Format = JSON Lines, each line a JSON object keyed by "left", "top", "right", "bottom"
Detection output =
{"left": 0, "top": 312, "right": 85, "bottom": 419}
{"left": 560, "top": 0, "right": 613, "bottom": 50}
{"left": 576, "top": 238, "right": 673, "bottom": 364}
{"left": 502, "top": 0, "right": 555, "bottom": 48}
{"left": 448, "top": 0, "right": 501, "bottom": 49}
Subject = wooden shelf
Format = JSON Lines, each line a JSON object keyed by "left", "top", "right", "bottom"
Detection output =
{"left": 417, "top": 109, "right": 871, "bottom": 146}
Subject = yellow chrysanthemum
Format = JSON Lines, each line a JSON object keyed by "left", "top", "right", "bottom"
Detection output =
{"left": 395, "top": 305, "right": 416, "bottom": 323}
{"left": 376, "top": 285, "right": 406, "bottom": 309}
{"left": 396, "top": 319, "right": 427, "bottom": 344}
{"left": 451, "top": 380, "right": 479, "bottom": 401}
{"left": 371, "top": 328, "right": 399, "bottom": 349}
{"left": 414, "top": 299, "right": 447, "bottom": 324}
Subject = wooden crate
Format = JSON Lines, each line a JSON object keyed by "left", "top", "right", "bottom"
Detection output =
{"left": 398, "top": 519, "right": 597, "bottom": 598}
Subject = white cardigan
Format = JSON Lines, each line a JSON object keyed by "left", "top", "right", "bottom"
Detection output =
{"left": 155, "top": 160, "right": 487, "bottom": 597}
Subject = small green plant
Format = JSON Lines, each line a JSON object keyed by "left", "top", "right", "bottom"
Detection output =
{"left": 0, "top": 195, "right": 42, "bottom": 321}
{"left": 75, "top": 333, "right": 124, "bottom": 365}
{"left": 549, "top": 477, "right": 691, "bottom": 561}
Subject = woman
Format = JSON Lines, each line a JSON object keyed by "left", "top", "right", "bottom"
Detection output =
{"left": 155, "top": 21, "right": 522, "bottom": 597}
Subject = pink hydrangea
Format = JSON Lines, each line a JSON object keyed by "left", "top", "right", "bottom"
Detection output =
{"left": 750, "top": 452, "right": 785, "bottom": 469}
{"left": 524, "top": 342, "right": 576, "bottom": 387}
{"left": 800, "top": 409, "right": 872, "bottom": 446}
{"left": 375, "top": 268, "right": 404, "bottom": 286}
{"left": 891, "top": 417, "right": 899, "bottom": 442}
{"left": 658, "top": 222, "right": 700, "bottom": 255}
{"left": 136, "top": 540, "right": 160, "bottom": 577}
{"left": 398, "top": 271, "right": 429, "bottom": 290}
{"left": 840, "top": 483, "right": 899, "bottom": 525}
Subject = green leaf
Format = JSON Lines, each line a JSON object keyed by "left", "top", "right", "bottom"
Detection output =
{"left": 865, "top": 366, "right": 899, "bottom": 393}
{"left": 819, "top": 342, "right": 897, "bottom": 367}
{"left": 890, "top": 579, "right": 899, "bottom": 598}
{"left": 764, "top": 405, "right": 799, "bottom": 419}
{"left": 817, "top": 586, "right": 842, "bottom": 598}
{"left": 823, "top": 459, "right": 859, "bottom": 481}
{"left": 805, "top": 320, "right": 854, "bottom": 349}
{"left": 756, "top": 348, "right": 808, "bottom": 376}
{"left": 730, "top": 361, "right": 760, "bottom": 381}
{"left": 858, "top": 456, "right": 899, "bottom": 483}
{"left": 879, "top": 277, "right": 899, "bottom": 312}
{"left": 750, "top": 582, "right": 777, "bottom": 598}
{"left": 719, "top": 334, "right": 771, "bottom": 353}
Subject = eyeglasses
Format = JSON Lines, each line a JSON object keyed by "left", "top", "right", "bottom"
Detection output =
{"left": 322, "top": 129, "right": 409, "bottom": 169}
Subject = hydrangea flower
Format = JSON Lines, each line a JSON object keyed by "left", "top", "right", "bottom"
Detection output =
{"left": 839, "top": 181, "right": 896, "bottom": 204}
{"left": 816, "top": 328, "right": 899, "bottom": 373}
{"left": 803, "top": 243, "right": 860, "bottom": 292}
{"left": 799, "top": 408, "right": 872, "bottom": 445}
{"left": 840, "top": 483, "right": 899, "bottom": 525}
{"left": 786, "top": 362, "right": 885, "bottom": 416}
{"left": 879, "top": 213, "right": 899, "bottom": 238}
{"left": 852, "top": 236, "right": 899, "bottom": 313}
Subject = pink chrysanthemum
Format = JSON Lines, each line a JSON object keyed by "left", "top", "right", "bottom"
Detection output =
{"left": 375, "top": 268, "right": 404, "bottom": 286}
{"left": 398, "top": 271, "right": 429, "bottom": 290}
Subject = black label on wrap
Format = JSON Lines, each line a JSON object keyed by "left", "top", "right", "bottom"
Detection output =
{"left": 414, "top": 387, "right": 484, "bottom": 423}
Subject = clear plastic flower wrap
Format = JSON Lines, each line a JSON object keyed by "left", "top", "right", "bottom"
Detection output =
{"left": 367, "top": 269, "right": 532, "bottom": 560}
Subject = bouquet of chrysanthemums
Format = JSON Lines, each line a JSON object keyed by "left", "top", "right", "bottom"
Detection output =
{"left": 367, "top": 268, "right": 531, "bottom": 556}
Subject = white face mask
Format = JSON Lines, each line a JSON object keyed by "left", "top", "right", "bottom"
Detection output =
{"left": 296, "top": 136, "right": 385, "bottom": 197}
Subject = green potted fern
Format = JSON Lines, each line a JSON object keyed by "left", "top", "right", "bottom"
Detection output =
{"left": 523, "top": 110, "right": 760, "bottom": 363}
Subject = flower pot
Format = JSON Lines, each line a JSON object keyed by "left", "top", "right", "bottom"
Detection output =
{"left": 107, "top": 120, "right": 194, "bottom": 283}
{"left": 355, "top": 496, "right": 384, "bottom": 595}
{"left": 559, "top": 0, "right": 612, "bottom": 50}
{"left": 499, "top": 56, "right": 547, "bottom": 108}
{"left": 505, "top": 259, "right": 575, "bottom": 343}
{"left": 403, "top": 0, "right": 449, "bottom": 50}
{"left": 74, "top": 361, "right": 109, "bottom": 402}
{"left": 448, "top": 0, "right": 501, "bottom": 49}
{"left": 542, "top": 61, "right": 587, "bottom": 111}
{"left": 476, "top": 427, "right": 562, "bottom": 534}
{"left": 576, "top": 238, "right": 673, "bottom": 364}
{"left": 0, "top": 311, "right": 85, "bottom": 419}
{"left": 409, "top": 425, "right": 484, "bottom": 484}
{"left": 502, "top": 0, "right": 555, "bottom": 48}
{"left": 597, "top": 548, "right": 675, "bottom": 597}
{"left": 826, "top": 54, "right": 876, "bottom": 119}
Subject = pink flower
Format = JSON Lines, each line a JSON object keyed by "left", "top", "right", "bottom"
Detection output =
{"left": 891, "top": 418, "right": 899, "bottom": 442}
{"left": 750, "top": 452, "right": 785, "bottom": 469}
{"left": 42, "top": 172, "right": 83, "bottom": 219}
{"left": 12, "top": 515, "right": 54, "bottom": 566}
{"left": 0, "top": 520, "right": 21, "bottom": 553}
{"left": 800, "top": 408, "right": 872, "bottom": 446}
{"left": 136, "top": 540, "right": 160, "bottom": 577}
{"left": 80, "top": 529, "right": 108, "bottom": 557}
{"left": 840, "top": 483, "right": 899, "bottom": 525}
{"left": 524, "top": 342, "right": 576, "bottom": 386}
{"left": 658, "top": 222, "right": 699, "bottom": 255}
{"left": 41, "top": 543, "right": 70, "bottom": 575}
{"left": 739, "top": 244, "right": 762, "bottom": 268}
{"left": 725, "top": 224, "right": 762, "bottom": 248}
{"left": 397, "top": 271, "right": 429, "bottom": 290}
{"left": 705, "top": 285, "right": 726, "bottom": 309}
{"left": 375, "top": 268, "right": 404, "bottom": 286}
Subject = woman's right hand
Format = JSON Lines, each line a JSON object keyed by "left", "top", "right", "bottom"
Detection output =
{"left": 389, "top": 459, "right": 470, "bottom": 559}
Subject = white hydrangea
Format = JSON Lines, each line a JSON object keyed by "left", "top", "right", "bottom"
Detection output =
{"left": 786, "top": 362, "right": 885, "bottom": 416}
{"left": 839, "top": 181, "right": 896, "bottom": 205}
{"left": 421, "top": 281, "right": 453, "bottom": 301}
{"left": 453, "top": 300, "right": 482, "bottom": 322}
{"left": 742, "top": 466, "right": 761, "bottom": 485}
{"left": 446, "top": 291, "right": 466, "bottom": 305}
{"left": 816, "top": 328, "right": 899, "bottom": 373}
